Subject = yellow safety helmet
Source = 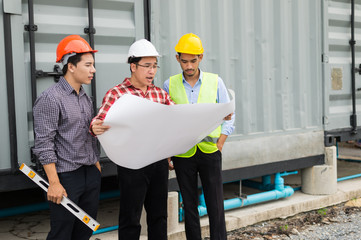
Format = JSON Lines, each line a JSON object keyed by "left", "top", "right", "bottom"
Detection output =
{"left": 175, "top": 33, "right": 204, "bottom": 55}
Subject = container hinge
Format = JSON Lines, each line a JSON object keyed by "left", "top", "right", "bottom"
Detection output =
{"left": 350, "top": 114, "right": 357, "bottom": 131}
{"left": 35, "top": 64, "right": 63, "bottom": 82}
{"left": 321, "top": 54, "right": 329, "bottom": 63}
{"left": 323, "top": 116, "right": 329, "bottom": 125}
{"left": 355, "top": 63, "right": 361, "bottom": 76}
{"left": 84, "top": 27, "right": 96, "bottom": 34}
{"left": 24, "top": 24, "right": 38, "bottom": 31}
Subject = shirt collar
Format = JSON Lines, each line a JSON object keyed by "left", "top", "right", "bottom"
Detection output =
{"left": 182, "top": 68, "right": 203, "bottom": 84}
{"left": 182, "top": 69, "right": 203, "bottom": 84}
{"left": 59, "top": 76, "right": 85, "bottom": 96}
{"left": 123, "top": 78, "right": 155, "bottom": 90}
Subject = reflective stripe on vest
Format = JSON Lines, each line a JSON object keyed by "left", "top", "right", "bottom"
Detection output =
{"left": 169, "top": 72, "right": 221, "bottom": 158}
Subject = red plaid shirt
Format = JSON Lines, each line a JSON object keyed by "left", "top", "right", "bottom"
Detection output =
{"left": 91, "top": 78, "right": 174, "bottom": 128}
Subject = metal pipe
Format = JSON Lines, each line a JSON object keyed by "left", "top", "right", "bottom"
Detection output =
{"left": 27, "top": 0, "right": 37, "bottom": 106}
{"left": 3, "top": 12, "right": 19, "bottom": 173}
{"left": 350, "top": 0, "right": 357, "bottom": 134}
{"left": 86, "top": 0, "right": 97, "bottom": 113}
{"left": 143, "top": 0, "right": 151, "bottom": 40}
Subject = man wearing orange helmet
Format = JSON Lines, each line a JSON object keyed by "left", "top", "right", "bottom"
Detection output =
{"left": 163, "top": 33, "right": 234, "bottom": 240}
{"left": 33, "top": 35, "right": 101, "bottom": 240}
{"left": 90, "top": 39, "right": 174, "bottom": 240}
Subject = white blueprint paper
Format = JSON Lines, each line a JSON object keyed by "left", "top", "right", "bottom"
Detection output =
{"left": 97, "top": 90, "right": 235, "bottom": 169}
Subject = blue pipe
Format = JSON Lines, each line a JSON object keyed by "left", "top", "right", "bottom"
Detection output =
{"left": 199, "top": 190, "right": 206, "bottom": 207}
{"left": 337, "top": 173, "right": 361, "bottom": 182}
{"left": 243, "top": 175, "right": 273, "bottom": 191}
{"left": 179, "top": 192, "right": 184, "bottom": 222}
{"left": 93, "top": 225, "right": 118, "bottom": 235}
{"left": 198, "top": 187, "right": 294, "bottom": 217}
{"left": 0, "top": 190, "right": 120, "bottom": 218}
{"left": 197, "top": 172, "right": 295, "bottom": 217}
{"left": 99, "top": 190, "right": 119, "bottom": 200}
{"left": 0, "top": 202, "right": 49, "bottom": 218}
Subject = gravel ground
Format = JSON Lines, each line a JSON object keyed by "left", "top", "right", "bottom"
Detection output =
{"left": 205, "top": 200, "right": 361, "bottom": 240}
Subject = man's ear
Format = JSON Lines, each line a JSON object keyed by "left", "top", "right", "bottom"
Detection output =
{"left": 68, "top": 63, "right": 75, "bottom": 73}
{"left": 176, "top": 54, "right": 180, "bottom": 63}
{"left": 130, "top": 63, "right": 136, "bottom": 73}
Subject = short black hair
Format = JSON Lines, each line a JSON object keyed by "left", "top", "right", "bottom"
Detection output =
{"left": 177, "top": 52, "right": 201, "bottom": 57}
{"left": 62, "top": 52, "right": 94, "bottom": 75}
{"left": 127, "top": 56, "right": 141, "bottom": 64}
{"left": 128, "top": 57, "right": 142, "bottom": 73}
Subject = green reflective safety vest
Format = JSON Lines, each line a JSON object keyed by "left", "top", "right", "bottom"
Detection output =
{"left": 169, "top": 72, "right": 221, "bottom": 158}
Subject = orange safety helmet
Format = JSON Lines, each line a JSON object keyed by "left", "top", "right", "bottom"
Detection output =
{"left": 174, "top": 33, "right": 204, "bottom": 55}
{"left": 56, "top": 35, "right": 98, "bottom": 63}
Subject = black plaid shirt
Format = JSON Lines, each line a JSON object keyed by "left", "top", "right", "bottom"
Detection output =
{"left": 33, "top": 77, "right": 99, "bottom": 173}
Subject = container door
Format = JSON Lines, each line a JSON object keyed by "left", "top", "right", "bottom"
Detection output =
{"left": 0, "top": 0, "right": 146, "bottom": 189}
{"left": 0, "top": 0, "right": 12, "bottom": 171}
{"left": 23, "top": 0, "right": 146, "bottom": 157}
{"left": 323, "top": 0, "right": 361, "bottom": 133}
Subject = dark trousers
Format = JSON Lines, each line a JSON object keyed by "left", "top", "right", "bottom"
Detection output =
{"left": 117, "top": 159, "right": 168, "bottom": 240}
{"left": 172, "top": 149, "right": 227, "bottom": 240}
{"left": 47, "top": 165, "right": 101, "bottom": 240}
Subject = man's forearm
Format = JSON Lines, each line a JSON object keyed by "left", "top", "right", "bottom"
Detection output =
{"left": 43, "top": 163, "right": 60, "bottom": 184}
{"left": 217, "top": 134, "right": 228, "bottom": 152}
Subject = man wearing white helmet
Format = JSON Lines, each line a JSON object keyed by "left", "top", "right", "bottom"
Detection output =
{"left": 90, "top": 39, "right": 174, "bottom": 240}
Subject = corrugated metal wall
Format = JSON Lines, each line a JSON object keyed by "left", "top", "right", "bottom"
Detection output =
{"left": 5, "top": 0, "right": 357, "bottom": 177}
{"left": 152, "top": 0, "right": 323, "bottom": 138}
{"left": 23, "top": 0, "right": 145, "bottom": 107}
{"left": 16, "top": 0, "right": 144, "bottom": 168}
{"left": 323, "top": 0, "right": 361, "bottom": 131}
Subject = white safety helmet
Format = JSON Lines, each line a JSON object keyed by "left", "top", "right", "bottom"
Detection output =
{"left": 127, "top": 39, "right": 160, "bottom": 58}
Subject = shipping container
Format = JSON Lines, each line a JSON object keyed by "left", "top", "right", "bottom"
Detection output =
{"left": 1, "top": 0, "right": 360, "bottom": 192}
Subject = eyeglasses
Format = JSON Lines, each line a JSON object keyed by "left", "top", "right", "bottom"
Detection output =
{"left": 136, "top": 63, "right": 160, "bottom": 70}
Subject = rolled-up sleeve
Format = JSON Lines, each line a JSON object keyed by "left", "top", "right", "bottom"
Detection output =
{"left": 218, "top": 77, "right": 235, "bottom": 136}
{"left": 32, "top": 93, "right": 59, "bottom": 165}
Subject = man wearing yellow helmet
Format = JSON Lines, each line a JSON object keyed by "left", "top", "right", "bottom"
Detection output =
{"left": 33, "top": 35, "right": 101, "bottom": 240}
{"left": 164, "top": 33, "right": 234, "bottom": 240}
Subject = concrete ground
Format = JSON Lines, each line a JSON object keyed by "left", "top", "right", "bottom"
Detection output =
{"left": 0, "top": 144, "right": 361, "bottom": 240}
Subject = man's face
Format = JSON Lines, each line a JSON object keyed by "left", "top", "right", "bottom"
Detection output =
{"left": 131, "top": 57, "right": 158, "bottom": 88}
{"left": 176, "top": 53, "right": 203, "bottom": 78}
{"left": 70, "top": 53, "right": 96, "bottom": 85}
